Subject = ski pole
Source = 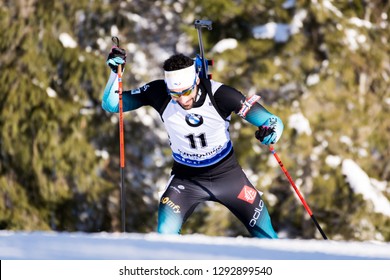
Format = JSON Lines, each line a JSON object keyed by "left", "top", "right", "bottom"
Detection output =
{"left": 269, "top": 145, "right": 328, "bottom": 240}
{"left": 112, "top": 36, "right": 126, "bottom": 233}
{"left": 194, "top": 19, "right": 212, "bottom": 79}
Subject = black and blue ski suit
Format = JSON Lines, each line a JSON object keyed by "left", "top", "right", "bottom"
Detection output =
{"left": 102, "top": 71, "right": 283, "bottom": 238}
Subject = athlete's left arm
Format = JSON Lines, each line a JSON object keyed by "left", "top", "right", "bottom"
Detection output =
{"left": 214, "top": 84, "right": 283, "bottom": 144}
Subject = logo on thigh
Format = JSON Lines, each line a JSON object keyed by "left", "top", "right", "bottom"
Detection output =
{"left": 237, "top": 185, "right": 257, "bottom": 204}
{"left": 249, "top": 199, "right": 264, "bottom": 227}
{"left": 170, "top": 184, "right": 186, "bottom": 194}
{"left": 161, "top": 196, "right": 181, "bottom": 214}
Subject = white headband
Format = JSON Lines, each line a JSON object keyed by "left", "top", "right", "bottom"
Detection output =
{"left": 164, "top": 63, "right": 196, "bottom": 90}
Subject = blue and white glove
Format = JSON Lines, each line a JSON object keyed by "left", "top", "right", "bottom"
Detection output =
{"left": 255, "top": 116, "right": 283, "bottom": 145}
{"left": 106, "top": 46, "right": 126, "bottom": 73}
{"left": 255, "top": 125, "right": 276, "bottom": 145}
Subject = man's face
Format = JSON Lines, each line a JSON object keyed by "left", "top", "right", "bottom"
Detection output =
{"left": 168, "top": 79, "right": 199, "bottom": 110}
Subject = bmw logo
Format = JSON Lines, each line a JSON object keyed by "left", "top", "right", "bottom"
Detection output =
{"left": 185, "top": 113, "right": 204, "bottom": 127}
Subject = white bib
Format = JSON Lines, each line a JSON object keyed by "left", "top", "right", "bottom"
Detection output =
{"left": 162, "top": 92, "right": 232, "bottom": 167}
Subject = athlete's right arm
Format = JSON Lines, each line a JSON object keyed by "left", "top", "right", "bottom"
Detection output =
{"left": 102, "top": 71, "right": 146, "bottom": 113}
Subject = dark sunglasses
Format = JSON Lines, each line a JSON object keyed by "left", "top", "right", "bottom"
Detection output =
{"left": 167, "top": 77, "right": 197, "bottom": 98}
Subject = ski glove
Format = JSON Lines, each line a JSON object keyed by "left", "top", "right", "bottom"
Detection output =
{"left": 255, "top": 125, "right": 276, "bottom": 145}
{"left": 106, "top": 46, "right": 126, "bottom": 73}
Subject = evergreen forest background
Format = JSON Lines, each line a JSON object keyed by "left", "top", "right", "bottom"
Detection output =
{"left": 1, "top": 0, "right": 389, "bottom": 241}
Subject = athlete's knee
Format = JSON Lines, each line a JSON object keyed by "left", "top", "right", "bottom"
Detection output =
{"left": 247, "top": 199, "right": 278, "bottom": 239}
{"left": 157, "top": 206, "right": 183, "bottom": 235}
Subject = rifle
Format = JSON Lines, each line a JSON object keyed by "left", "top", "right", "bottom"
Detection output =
{"left": 194, "top": 19, "right": 213, "bottom": 79}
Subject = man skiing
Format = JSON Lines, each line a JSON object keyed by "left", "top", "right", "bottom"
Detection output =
{"left": 102, "top": 48, "right": 283, "bottom": 238}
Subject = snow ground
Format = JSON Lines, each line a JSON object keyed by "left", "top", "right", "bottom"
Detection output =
{"left": 1, "top": 231, "right": 389, "bottom": 260}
